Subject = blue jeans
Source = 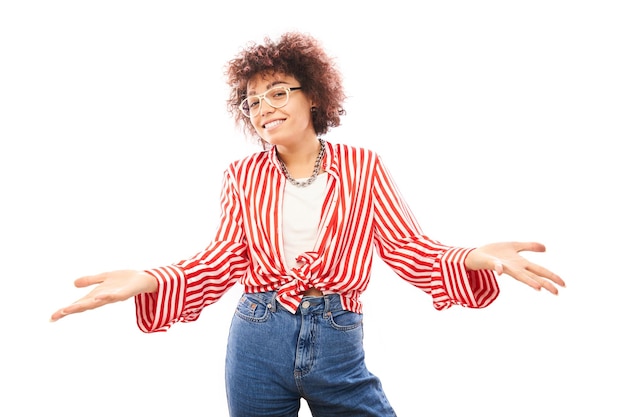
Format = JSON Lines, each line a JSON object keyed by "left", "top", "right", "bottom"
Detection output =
{"left": 225, "top": 291, "right": 397, "bottom": 417}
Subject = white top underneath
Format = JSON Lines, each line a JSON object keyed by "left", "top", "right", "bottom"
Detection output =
{"left": 282, "top": 172, "right": 328, "bottom": 269}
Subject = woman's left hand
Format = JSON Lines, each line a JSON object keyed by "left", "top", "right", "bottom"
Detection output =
{"left": 465, "top": 241, "right": 565, "bottom": 294}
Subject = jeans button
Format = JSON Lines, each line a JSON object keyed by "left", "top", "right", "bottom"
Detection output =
{"left": 301, "top": 301, "right": 310, "bottom": 309}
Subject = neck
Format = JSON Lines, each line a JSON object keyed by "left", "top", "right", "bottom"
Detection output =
{"left": 277, "top": 138, "right": 325, "bottom": 180}
{"left": 276, "top": 137, "right": 322, "bottom": 171}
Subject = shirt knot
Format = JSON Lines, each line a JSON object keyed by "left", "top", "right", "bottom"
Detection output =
{"left": 291, "top": 251, "right": 322, "bottom": 291}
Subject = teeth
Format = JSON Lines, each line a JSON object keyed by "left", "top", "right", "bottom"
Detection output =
{"left": 264, "top": 120, "right": 284, "bottom": 129}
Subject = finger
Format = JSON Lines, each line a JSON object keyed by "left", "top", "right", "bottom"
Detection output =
{"left": 49, "top": 309, "right": 65, "bottom": 322}
{"left": 74, "top": 273, "right": 107, "bottom": 288}
{"left": 508, "top": 265, "right": 563, "bottom": 295}
{"left": 61, "top": 299, "right": 104, "bottom": 315}
{"left": 502, "top": 264, "right": 543, "bottom": 291}
{"left": 49, "top": 284, "right": 125, "bottom": 322}
{"left": 540, "top": 280, "right": 559, "bottom": 295}
{"left": 533, "top": 275, "right": 559, "bottom": 294}
{"left": 49, "top": 301, "right": 89, "bottom": 322}
{"left": 514, "top": 241, "right": 546, "bottom": 253}
{"left": 50, "top": 295, "right": 109, "bottom": 322}
{"left": 527, "top": 263, "right": 566, "bottom": 288}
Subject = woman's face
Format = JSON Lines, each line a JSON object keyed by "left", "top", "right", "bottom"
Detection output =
{"left": 245, "top": 72, "right": 317, "bottom": 147}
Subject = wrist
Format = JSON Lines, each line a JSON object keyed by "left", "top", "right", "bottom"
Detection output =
{"left": 140, "top": 271, "right": 159, "bottom": 293}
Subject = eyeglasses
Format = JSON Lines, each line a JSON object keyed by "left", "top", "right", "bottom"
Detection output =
{"left": 239, "top": 86, "right": 302, "bottom": 118}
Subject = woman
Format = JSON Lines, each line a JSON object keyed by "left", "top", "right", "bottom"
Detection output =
{"left": 51, "top": 32, "right": 565, "bottom": 416}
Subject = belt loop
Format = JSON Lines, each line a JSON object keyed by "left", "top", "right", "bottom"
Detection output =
{"left": 323, "top": 294, "right": 332, "bottom": 316}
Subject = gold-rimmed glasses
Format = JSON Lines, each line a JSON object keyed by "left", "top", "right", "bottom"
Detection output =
{"left": 238, "top": 86, "right": 302, "bottom": 118}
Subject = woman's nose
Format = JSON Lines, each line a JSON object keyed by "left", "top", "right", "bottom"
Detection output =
{"left": 259, "top": 99, "right": 275, "bottom": 117}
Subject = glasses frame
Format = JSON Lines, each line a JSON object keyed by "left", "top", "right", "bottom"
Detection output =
{"left": 238, "top": 86, "right": 302, "bottom": 118}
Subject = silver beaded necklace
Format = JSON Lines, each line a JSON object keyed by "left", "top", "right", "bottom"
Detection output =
{"left": 278, "top": 138, "right": 326, "bottom": 188}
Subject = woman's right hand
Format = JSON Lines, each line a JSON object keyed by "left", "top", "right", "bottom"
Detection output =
{"left": 49, "top": 270, "right": 158, "bottom": 322}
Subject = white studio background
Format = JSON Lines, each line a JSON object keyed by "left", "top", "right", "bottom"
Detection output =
{"left": 1, "top": 1, "right": 624, "bottom": 416}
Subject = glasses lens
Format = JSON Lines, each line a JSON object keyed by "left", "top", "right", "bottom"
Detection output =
{"left": 241, "top": 96, "right": 260, "bottom": 117}
{"left": 240, "top": 87, "right": 291, "bottom": 117}
{"left": 265, "top": 87, "right": 289, "bottom": 108}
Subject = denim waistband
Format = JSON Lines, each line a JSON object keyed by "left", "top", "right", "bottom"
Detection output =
{"left": 243, "top": 291, "right": 345, "bottom": 316}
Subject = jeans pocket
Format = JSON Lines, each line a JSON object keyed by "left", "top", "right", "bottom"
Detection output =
{"left": 234, "top": 294, "right": 272, "bottom": 323}
{"left": 327, "top": 309, "right": 363, "bottom": 331}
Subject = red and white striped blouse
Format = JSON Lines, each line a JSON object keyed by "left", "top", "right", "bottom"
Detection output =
{"left": 135, "top": 141, "right": 499, "bottom": 332}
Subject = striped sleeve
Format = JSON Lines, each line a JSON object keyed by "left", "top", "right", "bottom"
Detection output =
{"left": 435, "top": 247, "right": 499, "bottom": 309}
{"left": 372, "top": 154, "right": 499, "bottom": 309}
{"left": 135, "top": 265, "right": 186, "bottom": 332}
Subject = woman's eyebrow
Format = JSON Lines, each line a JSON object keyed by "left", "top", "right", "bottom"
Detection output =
{"left": 267, "top": 80, "right": 288, "bottom": 89}
{"left": 248, "top": 80, "right": 289, "bottom": 96}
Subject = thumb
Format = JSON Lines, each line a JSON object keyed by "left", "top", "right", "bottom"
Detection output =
{"left": 493, "top": 259, "right": 503, "bottom": 275}
{"left": 74, "top": 273, "right": 105, "bottom": 288}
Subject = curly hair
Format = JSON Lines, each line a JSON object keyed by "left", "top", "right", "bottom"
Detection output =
{"left": 225, "top": 32, "right": 346, "bottom": 146}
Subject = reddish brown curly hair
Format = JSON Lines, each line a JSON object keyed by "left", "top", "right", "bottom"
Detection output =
{"left": 225, "top": 32, "right": 346, "bottom": 145}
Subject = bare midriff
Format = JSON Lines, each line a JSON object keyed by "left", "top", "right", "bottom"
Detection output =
{"left": 302, "top": 287, "right": 323, "bottom": 297}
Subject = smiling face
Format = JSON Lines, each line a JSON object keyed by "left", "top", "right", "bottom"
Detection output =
{"left": 246, "top": 72, "right": 317, "bottom": 148}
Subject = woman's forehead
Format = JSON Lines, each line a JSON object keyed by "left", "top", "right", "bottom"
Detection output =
{"left": 246, "top": 72, "right": 297, "bottom": 94}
